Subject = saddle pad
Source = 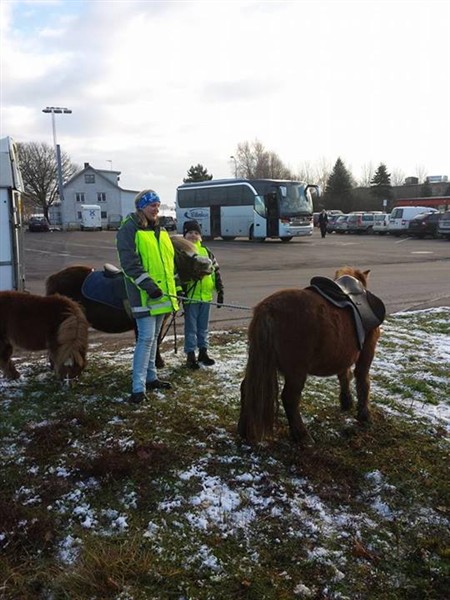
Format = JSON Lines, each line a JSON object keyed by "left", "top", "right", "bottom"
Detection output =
{"left": 308, "top": 276, "right": 386, "bottom": 350}
{"left": 81, "top": 270, "right": 127, "bottom": 311}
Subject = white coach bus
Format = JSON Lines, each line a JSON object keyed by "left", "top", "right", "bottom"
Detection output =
{"left": 176, "top": 178, "right": 320, "bottom": 242}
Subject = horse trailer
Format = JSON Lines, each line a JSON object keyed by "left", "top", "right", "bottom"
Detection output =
{"left": 0, "top": 136, "right": 25, "bottom": 291}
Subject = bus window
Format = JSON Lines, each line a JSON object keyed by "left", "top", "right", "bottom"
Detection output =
{"left": 254, "top": 195, "right": 266, "bottom": 217}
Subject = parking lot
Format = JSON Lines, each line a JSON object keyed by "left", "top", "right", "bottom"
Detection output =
{"left": 24, "top": 228, "right": 450, "bottom": 336}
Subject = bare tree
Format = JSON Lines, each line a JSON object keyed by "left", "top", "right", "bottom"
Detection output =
{"left": 414, "top": 164, "right": 428, "bottom": 183}
{"left": 391, "top": 168, "right": 406, "bottom": 186}
{"left": 18, "top": 141, "right": 79, "bottom": 221}
{"left": 234, "top": 139, "right": 293, "bottom": 179}
{"left": 359, "top": 162, "right": 375, "bottom": 186}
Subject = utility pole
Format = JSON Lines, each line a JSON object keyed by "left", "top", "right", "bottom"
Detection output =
{"left": 42, "top": 106, "right": 72, "bottom": 203}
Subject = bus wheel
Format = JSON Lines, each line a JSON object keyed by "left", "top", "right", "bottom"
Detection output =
{"left": 249, "top": 225, "right": 265, "bottom": 242}
{"left": 221, "top": 236, "right": 236, "bottom": 241}
{"left": 280, "top": 236, "right": 293, "bottom": 242}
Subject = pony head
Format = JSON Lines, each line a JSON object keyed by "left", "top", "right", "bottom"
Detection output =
{"left": 52, "top": 306, "right": 89, "bottom": 382}
{"left": 171, "top": 235, "right": 213, "bottom": 282}
{"left": 334, "top": 266, "right": 370, "bottom": 288}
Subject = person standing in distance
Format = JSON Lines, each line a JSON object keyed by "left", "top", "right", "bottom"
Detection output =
{"left": 318, "top": 209, "right": 329, "bottom": 238}
{"left": 182, "top": 220, "right": 224, "bottom": 369}
{"left": 116, "top": 189, "right": 179, "bottom": 404}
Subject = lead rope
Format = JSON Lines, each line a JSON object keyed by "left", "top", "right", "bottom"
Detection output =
{"left": 167, "top": 293, "right": 252, "bottom": 310}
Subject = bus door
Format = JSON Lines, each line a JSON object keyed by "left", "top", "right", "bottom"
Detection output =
{"left": 210, "top": 205, "right": 221, "bottom": 238}
{"left": 265, "top": 192, "right": 279, "bottom": 237}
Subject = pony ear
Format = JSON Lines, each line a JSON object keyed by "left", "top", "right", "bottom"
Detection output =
{"left": 363, "top": 269, "right": 371, "bottom": 278}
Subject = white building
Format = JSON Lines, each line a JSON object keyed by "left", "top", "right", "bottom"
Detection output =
{"left": 57, "top": 162, "right": 138, "bottom": 229}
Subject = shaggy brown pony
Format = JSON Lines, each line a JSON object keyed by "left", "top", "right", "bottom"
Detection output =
{"left": 0, "top": 291, "right": 89, "bottom": 381}
{"left": 238, "top": 266, "right": 382, "bottom": 443}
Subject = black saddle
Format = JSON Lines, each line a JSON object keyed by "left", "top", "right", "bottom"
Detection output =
{"left": 81, "top": 264, "right": 128, "bottom": 311}
{"left": 308, "top": 275, "right": 385, "bottom": 349}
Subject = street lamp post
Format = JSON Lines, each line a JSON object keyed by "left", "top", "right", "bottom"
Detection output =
{"left": 42, "top": 106, "right": 72, "bottom": 204}
{"left": 230, "top": 155, "right": 238, "bottom": 178}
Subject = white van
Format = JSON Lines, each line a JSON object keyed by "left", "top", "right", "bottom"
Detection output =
{"left": 372, "top": 213, "right": 390, "bottom": 235}
{"left": 388, "top": 206, "right": 437, "bottom": 236}
{"left": 80, "top": 205, "right": 102, "bottom": 230}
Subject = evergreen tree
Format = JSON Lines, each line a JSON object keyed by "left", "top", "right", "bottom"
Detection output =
{"left": 370, "top": 163, "right": 393, "bottom": 204}
{"left": 183, "top": 164, "right": 213, "bottom": 182}
{"left": 323, "top": 158, "right": 354, "bottom": 212}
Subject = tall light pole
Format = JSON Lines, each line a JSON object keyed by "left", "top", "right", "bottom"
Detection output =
{"left": 42, "top": 106, "right": 72, "bottom": 204}
{"left": 230, "top": 155, "right": 238, "bottom": 178}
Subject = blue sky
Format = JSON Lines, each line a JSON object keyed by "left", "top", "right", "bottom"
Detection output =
{"left": 1, "top": 0, "right": 449, "bottom": 204}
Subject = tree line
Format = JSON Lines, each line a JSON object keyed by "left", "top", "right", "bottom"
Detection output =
{"left": 18, "top": 139, "right": 441, "bottom": 219}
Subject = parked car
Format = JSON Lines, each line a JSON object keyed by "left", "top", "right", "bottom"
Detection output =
{"left": 372, "top": 213, "right": 390, "bottom": 235}
{"left": 326, "top": 214, "right": 345, "bottom": 234}
{"left": 437, "top": 210, "right": 450, "bottom": 240}
{"left": 159, "top": 215, "right": 177, "bottom": 231}
{"left": 408, "top": 212, "right": 441, "bottom": 238}
{"left": 28, "top": 215, "right": 50, "bottom": 232}
{"left": 346, "top": 212, "right": 381, "bottom": 234}
{"left": 333, "top": 215, "right": 350, "bottom": 234}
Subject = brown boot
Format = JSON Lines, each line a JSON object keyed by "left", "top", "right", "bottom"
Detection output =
{"left": 198, "top": 348, "right": 215, "bottom": 366}
{"left": 186, "top": 351, "right": 200, "bottom": 369}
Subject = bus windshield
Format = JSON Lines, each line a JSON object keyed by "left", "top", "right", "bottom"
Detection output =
{"left": 278, "top": 184, "right": 313, "bottom": 217}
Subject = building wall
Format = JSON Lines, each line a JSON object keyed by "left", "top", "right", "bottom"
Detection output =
{"left": 61, "top": 166, "right": 138, "bottom": 229}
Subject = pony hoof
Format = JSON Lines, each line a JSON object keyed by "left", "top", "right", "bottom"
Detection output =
{"left": 291, "top": 429, "right": 314, "bottom": 446}
{"left": 357, "top": 411, "right": 372, "bottom": 424}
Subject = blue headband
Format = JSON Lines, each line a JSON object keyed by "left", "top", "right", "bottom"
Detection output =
{"left": 136, "top": 191, "right": 160, "bottom": 210}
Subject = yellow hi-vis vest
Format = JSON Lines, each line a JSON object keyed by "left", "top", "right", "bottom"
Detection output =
{"left": 184, "top": 243, "right": 215, "bottom": 303}
{"left": 135, "top": 229, "right": 179, "bottom": 315}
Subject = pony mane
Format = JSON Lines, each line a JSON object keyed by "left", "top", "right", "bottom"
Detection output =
{"left": 334, "top": 266, "right": 370, "bottom": 288}
{"left": 171, "top": 235, "right": 197, "bottom": 256}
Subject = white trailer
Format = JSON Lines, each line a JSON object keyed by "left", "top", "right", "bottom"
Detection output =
{"left": 80, "top": 204, "right": 102, "bottom": 230}
{"left": 0, "top": 136, "right": 25, "bottom": 291}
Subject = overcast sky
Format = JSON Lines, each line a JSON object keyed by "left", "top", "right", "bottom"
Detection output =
{"left": 2, "top": 0, "right": 449, "bottom": 205}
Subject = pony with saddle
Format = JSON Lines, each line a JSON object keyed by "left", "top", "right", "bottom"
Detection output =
{"left": 45, "top": 236, "right": 213, "bottom": 365}
{"left": 238, "top": 266, "right": 386, "bottom": 443}
{"left": 0, "top": 291, "right": 89, "bottom": 381}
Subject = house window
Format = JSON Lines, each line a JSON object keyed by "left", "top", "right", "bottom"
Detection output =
{"left": 101, "top": 211, "right": 107, "bottom": 219}
{"left": 85, "top": 174, "right": 95, "bottom": 184}
{"left": 77, "top": 211, "right": 82, "bottom": 219}
{"left": 97, "top": 192, "right": 106, "bottom": 202}
{"left": 76, "top": 193, "right": 85, "bottom": 202}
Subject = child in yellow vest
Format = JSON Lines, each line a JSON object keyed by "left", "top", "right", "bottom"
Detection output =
{"left": 182, "top": 221, "right": 224, "bottom": 369}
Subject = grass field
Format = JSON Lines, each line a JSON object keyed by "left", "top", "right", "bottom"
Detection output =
{"left": 1, "top": 308, "right": 449, "bottom": 599}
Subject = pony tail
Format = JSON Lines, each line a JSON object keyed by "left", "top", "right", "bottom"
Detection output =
{"left": 239, "top": 307, "right": 279, "bottom": 442}
{"left": 53, "top": 304, "right": 89, "bottom": 378}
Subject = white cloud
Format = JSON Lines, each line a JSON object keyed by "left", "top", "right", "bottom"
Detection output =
{"left": 1, "top": 0, "right": 449, "bottom": 203}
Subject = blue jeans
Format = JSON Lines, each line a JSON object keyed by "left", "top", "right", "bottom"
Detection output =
{"left": 132, "top": 314, "right": 165, "bottom": 393}
{"left": 184, "top": 302, "right": 210, "bottom": 353}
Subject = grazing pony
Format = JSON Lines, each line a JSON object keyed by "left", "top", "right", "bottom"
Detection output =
{"left": 238, "top": 266, "right": 385, "bottom": 443}
{"left": 0, "top": 291, "right": 89, "bottom": 381}
{"left": 45, "top": 236, "right": 213, "bottom": 366}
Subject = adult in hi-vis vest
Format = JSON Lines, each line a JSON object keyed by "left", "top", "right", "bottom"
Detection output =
{"left": 117, "top": 190, "right": 179, "bottom": 404}
{"left": 182, "top": 220, "right": 224, "bottom": 369}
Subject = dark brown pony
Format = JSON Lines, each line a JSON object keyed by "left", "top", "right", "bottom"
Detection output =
{"left": 45, "top": 236, "right": 212, "bottom": 366}
{"left": 0, "top": 291, "right": 89, "bottom": 381}
{"left": 238, "top": 266, "right": 382, "bottom": 443}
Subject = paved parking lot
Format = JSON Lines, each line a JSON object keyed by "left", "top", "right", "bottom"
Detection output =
{"left": 24, "top": 229, "right": 450, "bottom": 333}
